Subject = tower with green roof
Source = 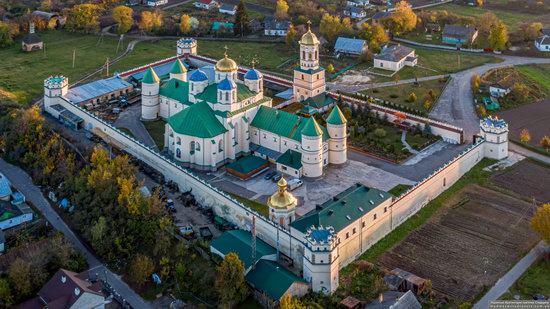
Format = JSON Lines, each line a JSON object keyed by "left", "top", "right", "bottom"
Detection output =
{"left": 301, "top": 117, "right": 324, "bottom": 178}
{"left": 141, "top": 66, "right": 161, "bottom": 121}
{"left": 169, "top": 58, "right": 188, "bottom": 81}
{"left": 327, "top": 105, "right": 348, "bottom": 165}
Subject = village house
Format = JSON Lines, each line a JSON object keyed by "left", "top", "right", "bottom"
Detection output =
{"left": 334, "top": 37, "right": 368, "bottom": 56}
{"left": 194, "top": 0, "right": 218, "bottom": 10}
{"left": 18, "top": 269, "right": 107, "bottom": 309}
{"left": 373, "top": 45, "right": 417, "bottom": 72}
{"left": 489, "top": 78, "right": 514, "bottom": 98}
{"left": 535, "top": 34, "right": 550, "bottom": 52}
{"left": 442, "top": 25, "right": 478, "bottom": 46}
{"left": 343, "top": 6, "right": 367, "bottom": 19}
{"left": 264, "top": 17, "right": 291, "bottom": 36}
{"left": 219, "top": 3, "right": 237, "bottom": 15}
{"left": 146, "top": 0, "right": 168, "bottom": 6}
{"left": 347, "top": 0, "right": 370, "bottom": 6}
{"left": 372, "top": 11, "right": 393, "bottom": 23}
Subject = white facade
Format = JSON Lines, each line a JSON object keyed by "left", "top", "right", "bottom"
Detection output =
{"left": 147, "top": 0, "right": 168, "bottom": 6}
{"left": 177, "top": 38, "right": 198, "bottom": 57}
{"left": 480, "top": 117, "right": 508, "bottom": 160}
{"left": 301, "top": 133, "right": 324, "bottom": 178}
{"left": 327, "top": 122, "right": 347, "bottom": 165}
{"left": 194, "top": 0, "right": 218, "bottom": 9}
{"left": 302, "top": 227, "right": 340, "bottom": 293}
{"left": 264, "top": 29, "right": 288, "bottom": 36}
{"left": 141, "top": 75, "right": 160, "bottom": 121}
{"left": 293, "top": 27, "right": 327, "bottom": 102}
{"left": 535, "top": 35, "right": 550, "bottom": 51}
{"left": 489, "top": 86, "right": 511, "bottom": 98}
{"left": 374, "top": 46, "right": 417, "bottom": 72}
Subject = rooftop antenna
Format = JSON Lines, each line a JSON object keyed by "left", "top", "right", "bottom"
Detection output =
{"left": 251, "top": 216, "right": 257, "bottom": 270}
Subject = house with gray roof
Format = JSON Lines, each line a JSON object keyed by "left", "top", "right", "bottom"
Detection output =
{"left": 264, "top": 16, "right": 291, "bottom": 36}
{"left": 334, "top": 37, "right": 368, "bottom": 56}
{"left": 219, "top": 3, "right": 237, "bottom": 15}
{"left": 374, "top": 44, "right": 417, "bottom": 72}
{"left": 535, "top": 35, "right": 550, "bottom": 52}
{"left": 442, "top": 25, "right": 478, "bottom": 45}
{"left": 343, "top": 6, "right": 367, "bottom": 19}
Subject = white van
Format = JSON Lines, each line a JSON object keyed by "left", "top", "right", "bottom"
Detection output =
{"left": 287, "top": 179, "right": 303, "bottom": 191}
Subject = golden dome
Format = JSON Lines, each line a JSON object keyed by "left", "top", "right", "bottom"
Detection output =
{"left": 300, "top": 21, "right": 320, "bottom": 46}
{"left": 268, "top": 177, "right": 297, "bottom": 210}
{"left": 216, "top": 47, "right": 238, "bottom": 72}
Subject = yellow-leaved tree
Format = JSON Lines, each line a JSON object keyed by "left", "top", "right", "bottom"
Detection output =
{"left": 112, "top": 5, "right": 134, "bottom": 34}
{"left": 532, "top": 204, "right": 550, "bottom": 244}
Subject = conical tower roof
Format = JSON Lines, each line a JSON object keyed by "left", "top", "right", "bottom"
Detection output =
{"left": 142, "top": 66, "right": 160, "bottom": 84}
{"left": 326, "top": 105, "right": 347, "bottom": 125}
{"left": 301, "top": 117, "right": 323, "bottom": 137}
{"left": 170, "top": 59, "right": 187, "bottom": 74}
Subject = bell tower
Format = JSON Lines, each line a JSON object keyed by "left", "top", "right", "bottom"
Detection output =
{"left": 293, "top": 21, "right": 326, "bottom": 102}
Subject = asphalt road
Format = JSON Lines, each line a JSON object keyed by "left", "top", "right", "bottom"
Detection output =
{"left": 114, "top": 104, "right": 158, "bottom": 149}
{"left": 430, "top": 55, "right": 550, "bottom": 141}
{"left": 0, "top": 159, "right": 151, "bottom": 309}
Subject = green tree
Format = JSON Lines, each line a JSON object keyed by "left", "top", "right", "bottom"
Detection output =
{"left": 0, "top": 278, "right": 14, "bottom": 308}
{"left": 66, "top": 4, "right": 101, "bottom": 33}
{"left": 531, "top": 204, "right": 550, "bottom": 243}
{"left": 90, "top": 216, "right": 109, "bottom": 255}
{"left": 374, "top": 128, "right": 387, "bottom": 138}
{"left": 128, "top": 254, "right": 154, "bottom": 286}
{"left": 275, "top": 0, "right": 290, "bottom": 20}
{"left": 9, "top": 258, "right": 32, "bottom": 298}
{"left": 234, "top": 0, "right": 250, "bottom": 36}
{"left": 112, "top": 5, "right": 133, "bottom": 34}
{"left": 489, "top": 21, "right": 509, "bottom": 51}
{"left": 180, "top": 14, "right": 191, "bottom": 34}
{"left": 216, "top": 252, "right": 248, "bottom": 308}
{"left": 0, "top": 21, "right": 14, "bottom": 47}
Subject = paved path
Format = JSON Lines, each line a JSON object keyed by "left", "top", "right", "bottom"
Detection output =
{"left": 114, "top": 104, "right": 158, "bottom": 149}
{"left": 509, "top": 143, "right": 550, "bottom": 165}
{"left": 430, "top": 56, "right": 550, "bottom": 141}
{"left": 401, "top": 131, "right": 419, "bottom": 154}
{"left": 474, "top": 241, "right": 548, "bottom": 309}
{"left": 0, "top": 159, "right": 151, "bottom": 309}
{"left": 327, "top": 74, "right": 446, "bottom": 93}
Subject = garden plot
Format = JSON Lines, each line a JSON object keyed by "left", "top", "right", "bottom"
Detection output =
{"left": 491, "top": 159, "right": 550, "bottom": 203}
{"left": 377, "top": 184, "right": 539, "bottom": 303}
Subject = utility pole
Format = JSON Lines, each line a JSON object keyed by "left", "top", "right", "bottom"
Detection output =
{"left": 105, "top": 57, "right": 110, "bottom": 77}
{"left": 72, "top": 50, "right": 76, "bottom": 68}
{"left": 457, "top": 54, "right": 461, "bottom": 70}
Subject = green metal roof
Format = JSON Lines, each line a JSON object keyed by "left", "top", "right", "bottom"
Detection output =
{"left": 276, "top": 150, "right": 302, "bottom": 170}
{"left": 251, "top": 106, "right": 329, "bottom": 143}
{"left": 167, "top": 101, "right": 227, "bottom": 138}
{"left": 226, "top": 155, "right": 269, "bottom": 175}
{"left": 301, "top": 117, "right": 323, "bottom": 137}
{"left": 159, "top": 79, "right": 190, "bottom": 105}
{"left": 299, "top": 105, "right": 319, "bottom": 115}
{"left": 326, "top": 105, "right": 347, "bottom": 125}
{"left": 294, "top": 66, "right": 325, "bottom": 75}
{"left": 142, "top": 67, "right": 160, "bottom": 84}
{"left": 246, "top": 259, "right": 307, "bottom": 301}
{"left": 290, "top": 183, "right": 392, "bottom": 233}
{"left": 304, "top": 93, "right": 335, "bottom": 109}
{"left": 210, "top": 230, "right": 277, "bottom": 269}
{"left": 170, "top": 59, "right": 187, "bottom": 74}
{"left": 195, "top": 83, "right": 256, "bottom": 104}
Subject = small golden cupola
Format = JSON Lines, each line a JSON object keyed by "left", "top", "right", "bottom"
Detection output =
{"left": 299, "top": 21, "right": 320, "bottom": 46}
{"left": 268, "top": 177, "right": 298, "bottom": 228}
{"left": 215, "top": 46, "right": 238, "bottom": 73}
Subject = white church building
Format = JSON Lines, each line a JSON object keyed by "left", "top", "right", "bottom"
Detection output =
{"left": 140, "top": 28, "right": 347, "bottom": 178}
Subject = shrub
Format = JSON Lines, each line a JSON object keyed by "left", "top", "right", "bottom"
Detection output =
{"left": 389, "top": 94, "right": 399, "bottom": 99}
{"left": 408, "top": 92, "right": 417, "bottom": 103}
{"left": 372, "top": 89, "right": 379, "bottom": 93}
{"left": 374, "top": 128, "right": 386, "bottom": 138}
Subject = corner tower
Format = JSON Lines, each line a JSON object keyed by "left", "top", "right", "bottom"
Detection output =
{"left": 326, "top": 106, "right": 348, "bottom": 165}
{"left": 480, "top": 116, "right": 508, "bottom": 160}
{"left": 44, "top": 76, "right": 68, "bottom": 110}
{"left": 293, "top": 21, "right": 326, "bottom": 102}
{"left": 141, "top": 67, "right": 160, "bottom": 121}
{"left": 301, "top": 117, "right": 324, "bottom": 178}
{"left": 267, "top": 177, "right": 297, "bottom": 229}
{"left": 176, "top": 38, "right": 197, "bottom": 57}
{"left": 302, "top": 226, "right": 339, "bottom": 294}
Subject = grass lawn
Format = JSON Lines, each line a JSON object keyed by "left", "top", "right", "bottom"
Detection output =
{"left": 362, "top": 78, "right": 447, "bottom": 113}
{"left": 427, "top": 3, "right": 538, "bottom": 32}
{"left": 500, "top": 259, "right": 550, "bottom": 300}
{"left": 517, "top": 64, "right": 550, "bottom": 92}
{"left": 228, "top": 192, "right": 269, "bottom": 218}
{"left": 351, "top": 158, "right": 495, "bottom": 262}
{"left": 0, "top": 30, "right": 128, "bottom": 104}
{"left": 143, "top": 120, "right": 166, "bottom": 149}
{"left": 117, "top": 127, "right": 136, "bottom": 138}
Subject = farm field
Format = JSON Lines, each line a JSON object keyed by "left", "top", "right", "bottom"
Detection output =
{"left": 378, "top": 184, "right": 539, "bottom": 303}
{"left": 517, "top": 64, "right": 550, "bottom": 92}
{"left": 496, "top": 99, "right": 550, "bottom": 151}
{"left": 490, "top": 159, "right": 550, "bottom": 203}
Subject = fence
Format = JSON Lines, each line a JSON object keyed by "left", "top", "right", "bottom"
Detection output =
{"left": 393, "top": 37, "right": 485, "bottom": 53}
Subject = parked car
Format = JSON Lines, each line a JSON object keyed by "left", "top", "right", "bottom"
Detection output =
{"left": 272, "top": 174, "right": 282, "bottom": 182}
{"left": 179, "top": 225, "right": 194, "bottom": 237}
{"left": 287, "top": 179, "right": 303, "bottom": 191}
{"left": 264, "top": 170, "right": 277, "bottom": 180}
{"left": 199, "top": 226, "right": 213, "bottom": 240}
{"left": 165, "top": 199, "right": 176, "bottom": 212}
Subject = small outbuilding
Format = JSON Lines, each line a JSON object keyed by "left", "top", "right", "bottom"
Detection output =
{"left": 22, "top": 23, "right": 43, "bottom": 52}
{"left": 334, "top": 37, "right": 368, "bottom": 56}
{"left": 384, "top": 268, "right": 428, "bottom": 296}
{"left": 343, "top": 6, "right": 367, "bottom": 19}
{"left": 442, "top": 25, "right": 478, "bottom": 46}
{"left": 374, "top": 45, "right": 417, "bottom": 72}
{"left": 535, "top": 35, "right": 550, "bottom": 52}
{"left": 219, "top": 3, "right": 237, "bottom": 15}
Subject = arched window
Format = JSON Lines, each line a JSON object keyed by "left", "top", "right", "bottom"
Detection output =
{"left": 302, "top": 51, "right": 305, "bottom": 59}
{"left": 176, "top": 148, "right": 181, "bottom": 158}
{"left": 176, "top": 137, "right": 181, "bottom": 145}
{"left": 219, "top": 139, "right": 223, "bottom": 152}
{"left": 190, "top": 141, "right": 195, "bottom": 154}
{"left": 191, "top": 83, "right": 194, "bottom": 92}
{"left": 225, "top": 92, "right": 229, "bottom": 101}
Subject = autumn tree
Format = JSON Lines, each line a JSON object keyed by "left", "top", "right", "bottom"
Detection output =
{"left": 216, "top": 253, "right": 248, "bottom": 308}
{"left": 326, "top": 63, "right": 335, "bottom": 73}
{"left": 386, "top": 1, "right": 417, "bottom": 34}
{"left": 532, "top": 204, "right": 550, "bottom": 243}
{"left": 489, "top": 21, "right": 509, "bottom": 51}
{"left": 151, "top": 10, "right": 163, "bottom": 31}
{"left": 9, "top": 258, "right": 32, "bottom": 298}
{"left": 519, "top": 129, "right": 531, "bottom": 143}
{"left": 280, "top": 294, "right": 305, "bottom": 309}
{"left": 408, "top": 92, "right": 417, "bottom": 102}
{"left": 128, "top": 254, "right": 154, "bottom": 286}
{"left": 180, "top": 14, "right": 191, "bottom": 34}
{"left": 234, "top": 0, "right": 250, "bottom": 36}
{"left": 0, "top": 278, "right": 14, "bottom": 308}
{"left": 541, "top": 135, "right": 550, "bottom": 149}
{"left": 286, "top": 23, "right": 297, "bottom": 47}
{"left": 66, "top": 4, "right": 101, "bottom": 33}
{"left": 139, "top": 11, "right": 154, "bottom": 32}
{"left": 471, "top": 74, "right": 481, "bottom": 94}
{"left": 520, "top": 22, "right": 543, "bottom": 41}
{"left": 477, "top": 12, "right": 499, "bottom": 36}
{"left": 320, "top": 14, "right": 353, "bottom": 43}
{"left": 112, "top": 5, "right": 133, "bottom": 34}
{"left": 275, "top": 0, "right": 290, "bottom": 20}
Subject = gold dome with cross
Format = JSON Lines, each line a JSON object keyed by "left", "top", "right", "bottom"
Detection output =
{"left": 215, "top": 46, "right": 238, "bottom": 72}
{"left": 299, "top": 21, "right": 320, "bottom": 46}
{"left": 268, "top": 177, "right": 297, "bottom": 210}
